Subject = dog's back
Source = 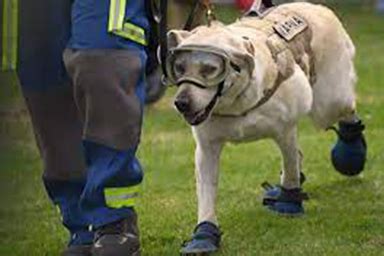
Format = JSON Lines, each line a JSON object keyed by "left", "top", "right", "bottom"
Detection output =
{"left": 282, "top": 3, "right": 357, "bottom": 128}
{"left": 236, "top": 2, "right": 357, "bottom": 128}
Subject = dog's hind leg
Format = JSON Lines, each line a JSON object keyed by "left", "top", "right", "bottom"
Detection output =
{"left": 180, "top": 138, "right": 223, "bottom": 255}
{"left": 309, "top": 30, "right": 367, "bottom": 176}
{"left": 262, "top": 125, "right": 308, "bottom": 216}
{"left": 310, "top": 26, "right": 357, "bottom": 130}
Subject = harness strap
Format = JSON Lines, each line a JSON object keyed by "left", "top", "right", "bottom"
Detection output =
{"left": 213, "top": 68, "right": 288, "bottom": 118}
{"left": 205, "top": 81, "right": 224, "bottom": 112}
{"left": 214, "top": 12, "right": 313, "bottom": 118}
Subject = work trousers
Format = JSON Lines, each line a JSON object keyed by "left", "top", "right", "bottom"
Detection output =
{"left": 22, "top": 47, "right": 146, "bottom": 245}
{"left": 7, "top": 0, "right": 147, "bottom": 246}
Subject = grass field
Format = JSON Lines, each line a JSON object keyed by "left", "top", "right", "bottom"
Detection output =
{"left": 1, "top": 5, "right": 384, "bottom": 256}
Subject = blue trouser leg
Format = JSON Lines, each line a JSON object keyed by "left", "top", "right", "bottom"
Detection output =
{"left": 22, "top": 86, "right": 94, "bottom": 245}
{"left": 80, "top": 141, "right": 144, "bottom": 228}
{"left": 17, "top": 0, "right": 93, "bottom": 241}
{"left": 44, "top": 179, "right": 94, "bottom": 246}
{"left": 17, "top": 0, "right": 94, "bottom": 242}
{"left": 63, "top": 47, "right": 147, "bottom": 229}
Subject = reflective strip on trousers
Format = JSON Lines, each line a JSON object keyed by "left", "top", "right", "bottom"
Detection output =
{"left": 1, "top": 0, "right": 18, "bottom": 71}
{"left": 104, "top": 185, "right": 140, "bottom": 208}
{"left": 108, "top": 0, "right": 147, "bottom": 45}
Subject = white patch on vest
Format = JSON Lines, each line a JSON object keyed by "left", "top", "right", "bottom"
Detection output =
{"left": 273, "top": 15, "right": 308, "bottom": 41}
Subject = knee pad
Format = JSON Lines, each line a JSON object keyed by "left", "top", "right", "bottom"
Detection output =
{"left": 64, "top": 49, "right": 146, "bottom": 150}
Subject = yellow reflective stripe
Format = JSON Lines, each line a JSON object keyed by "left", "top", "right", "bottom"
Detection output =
{"left": 113, "top": 22, "right": 147, "bottom": 45}
{"left": 2, "top": 0, "right": 18, "bottom": 71}
{"left": 108, "top": 0, "right": 126, "bottom": 32}
{"left": 108, "top": 0, "right": 146, "bottom": 45}
{"left": 104, "top": 185, "right": 140, "bottom": 208}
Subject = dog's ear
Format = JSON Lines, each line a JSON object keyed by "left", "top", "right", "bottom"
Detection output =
{"left": 231, "top": 52, "right": 255, "bottom": 77}
{"left": 228, "top": 38, "right": 256, "bottom": 76}
{"left": 167, "top": 30, "right": 192, "bottom": 48}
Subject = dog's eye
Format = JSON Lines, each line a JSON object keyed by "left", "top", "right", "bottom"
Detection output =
{"left": 200, "top": 64, "right": 218, "bottom": 78}
{"left": 174, "top": 62, "right": 186, "bottom": 76}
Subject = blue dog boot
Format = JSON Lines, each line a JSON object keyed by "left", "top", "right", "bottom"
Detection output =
{"left": 262, "top": 184, "right": 308, "bottom": 216}
{"left": 180, "top": 221, "right": 221, "bottom": 255}
{"left": 330, "top": 119, "right": 367, "bottom": 176}
{"left": 261, "top": 172, "right": 306, "bottom": 205}
{"left": 261, "top": 182, "right": 282, "bottom": 206}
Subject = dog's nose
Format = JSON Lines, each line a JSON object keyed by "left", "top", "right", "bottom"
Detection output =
{"left": 174, "top": 98, "right": 190, "bottom": 113}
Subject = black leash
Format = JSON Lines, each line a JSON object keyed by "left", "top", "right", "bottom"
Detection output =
{"left": 184, "top": 0, "right": 202, "bottom": 31}
{"left": 159, "top": 0, "right": 214, "bottom": 85}
{"left": 159, "top": 0, "right": 169, "bottom": 81}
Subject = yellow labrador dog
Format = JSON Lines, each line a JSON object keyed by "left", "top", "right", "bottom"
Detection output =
{"left": 167, "top": 2, "right": 366, "bottom": 254}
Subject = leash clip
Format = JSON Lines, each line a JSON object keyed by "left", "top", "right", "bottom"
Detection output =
{"left": 201, "top": 0, "right": 216, "bottom": 26}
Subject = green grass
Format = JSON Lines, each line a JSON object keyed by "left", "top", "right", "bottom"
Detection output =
{"left": 1, "top": 7, "right": 384, "bottom": 256}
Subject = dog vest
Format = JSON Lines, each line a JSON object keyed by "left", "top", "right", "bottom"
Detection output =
{"left": 214, "top": 9, "right": 316, "bottom": 117}
{"left": 245, "top": 8, "right": 316, "bottom": 95}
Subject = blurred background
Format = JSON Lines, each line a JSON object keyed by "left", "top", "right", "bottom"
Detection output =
{"left": 1, "top": 1, "right": 384, "bottom": 255}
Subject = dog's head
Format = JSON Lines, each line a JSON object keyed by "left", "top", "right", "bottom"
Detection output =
{"left": 166, "top": 24, "right": 256, "bottom": 126}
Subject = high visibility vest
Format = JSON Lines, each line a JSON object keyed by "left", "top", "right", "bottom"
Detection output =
{"left": 69, "top": 0, "right": 148, "bottom": 49}
{"left": 2, "top": 0, "right": 147, "bottom": 91}
{"left": 108, "top": 0, "right": 147, "bottom": 46}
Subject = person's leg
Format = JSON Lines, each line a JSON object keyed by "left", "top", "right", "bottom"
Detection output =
{"left": 23, "top": 86, "right": 94, "bottom": 248}
{"left": 17, "top": 0, "right": 93, "bottom": 253}
{"left": 63, "top": 48, "right": 146, "bottom": 255}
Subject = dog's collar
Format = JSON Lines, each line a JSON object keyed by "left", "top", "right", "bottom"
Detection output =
{"left": 212, "top": 70, "right": 286, "bottom": 118}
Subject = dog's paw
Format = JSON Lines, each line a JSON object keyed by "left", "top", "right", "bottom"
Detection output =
{"left": 330, "top": 120, "right": 367, "bottom": 176}
{"left": 261, "top": 172, "right": 306, "bottom": 205}
{"left": 180, "top": 222, "right": 221, "bottom": 255}
{"left": 266, "top": 201, "right": 305, "bottom": 217}
{"left": 262, "top": 184, "right": 308, "bottom": 217}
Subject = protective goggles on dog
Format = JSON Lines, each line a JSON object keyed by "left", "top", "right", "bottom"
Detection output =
{"left": 166, "top": 45, "right": 237, "bottom": 88}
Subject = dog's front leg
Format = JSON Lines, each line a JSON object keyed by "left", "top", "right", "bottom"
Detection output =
{"left": 195, "top": 140, "right": 223, "bottom": 225}
{"left": 263, "top": 125, "right": 308, "bottom": 216}
{"left": 181, "top": 137, "right": 223, "bottom": 254}
{"left": 277, "top": 126, "right": 301, "bottom": 190}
